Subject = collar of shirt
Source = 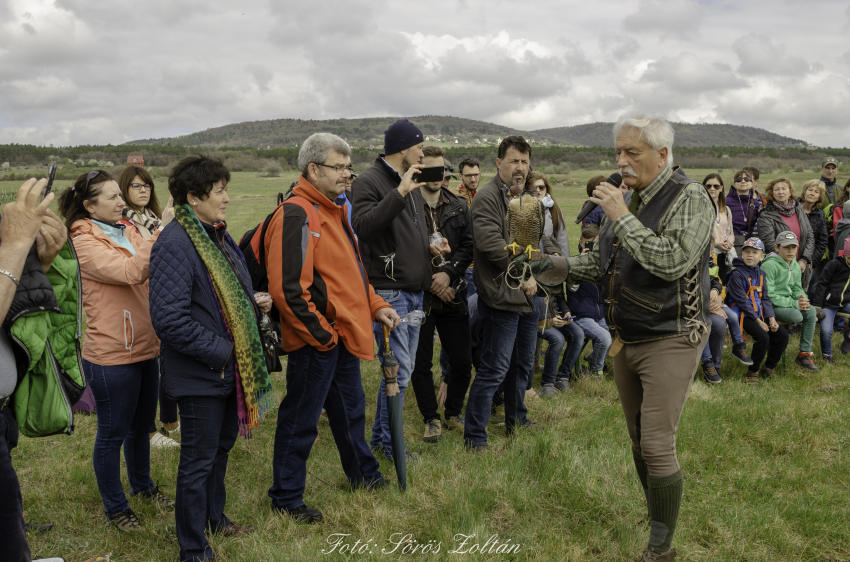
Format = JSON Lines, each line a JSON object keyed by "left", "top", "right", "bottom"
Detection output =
{"left": 381, "top": 157, "right": 403, "bottom": 181}
{"left": 496, "top": 177, "right": 514, "bottom": 201}
{"left": 632, "top": 165, "right": 673, "bottom": 209}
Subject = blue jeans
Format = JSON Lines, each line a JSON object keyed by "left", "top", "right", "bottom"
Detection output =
{"left": 370, "top": 290, "right": 423, "bottom": 456}
{"left": 701, "top": 313, "right": 728, "bottom": 368}
{"left": 463, "top": 299, "right": 537, "bottom": 446}
{"left": 269, "top": 342, "right": 384, "bottom": 509}
{"left": 464, "top": 268, "right": 476, "bottom": 298}
{"left": 538, "top": 327, "right": 565, "bottom": 385}
{"left": 556, "top": 320, "right": 585, "bottom": 377}
{"left": 574, "top": 318, "right": 612, "bottom": 372}
{"left": 175, "top": 393, "right": 239, "bottom": 562}
{"left": 83, "top": 358, "right": 158, "bottom": 516}
{"left": 723, "top": 306, "right": 743, "bottom": 344}
{"left": 819, "top": 305, "right": 850, "bottom": 355}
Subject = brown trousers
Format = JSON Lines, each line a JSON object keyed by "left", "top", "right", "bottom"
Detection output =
{"left": 613, "top": 332, "right": 708, "bottom": 478}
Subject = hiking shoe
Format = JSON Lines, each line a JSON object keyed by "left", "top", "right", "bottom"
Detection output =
{"left": 731, "top": 343, "right": 754, "bottom": 365}
{"left": 488, "top": 411, "right": 505, "bottom": 426}
{"left": 107, "top": 509, "right": 142, "bottom": 532}
{"left": 159, "top": 423, "right": 180, "bottom": 438}
{"left": 745, "top": 371, "right": 760, "bottom": 385}
{"left": 759, "top": 366, "right": 777, "bottom": 381}
{"left": 823, "top": 354, "right": 834, "bottom": 365}
{"left": 795, "top": 352, "right": 819, "bottom": 371}
{"left": 276, "top": 504, "right": 323, "bottom": 524}
{"left": 639, "top": 547, "right": 677, "bottom": 561}
{"left": 423, "top": 419, "right": 442, "bottom": 443}
{"left": 150, "top": 432, "right": 179, "bottom": 449}
{"left": 554, "top": 378, "right": 572, "bottom": 392}
{"left": 466, "top": 443, "right": 488, "bottom": 454}
{"left": 139, "top": 486, "right": 175, "bottom": 508}
{"left": 540, "top": 383, "right": 556, "bottom": 398}
{"left": 443, "top": 415, "right": 465, "bottom": 432}
{"left": 842, "top": 335, "right": 850, "bottom": 355}
{"left": 702, "top": 360, "right": 722, "bottom": 384}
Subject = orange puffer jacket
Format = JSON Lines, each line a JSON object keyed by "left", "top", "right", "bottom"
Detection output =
{"left": 70, "top": 219, "right": 160, "bottom": 365}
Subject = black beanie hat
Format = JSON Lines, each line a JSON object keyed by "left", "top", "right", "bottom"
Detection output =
{"left": 384, "top": 119, "right": 423, "bottom": 156}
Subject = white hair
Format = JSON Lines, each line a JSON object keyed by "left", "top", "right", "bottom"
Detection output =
{"left": 613, "top": 110, "right": 674, "bottom": 167}
{"left": 298, "top": 133, "right": 352, "bottom": 176}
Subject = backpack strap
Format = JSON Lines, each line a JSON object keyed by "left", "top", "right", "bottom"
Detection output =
{"left": 282, "top": 196, "right": 321, "bottom": 249}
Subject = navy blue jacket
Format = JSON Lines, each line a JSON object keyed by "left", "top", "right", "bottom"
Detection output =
{"left": 724, "top": 256, "right": 775, "bottom": 321}
{"left": 583, "top": 204, "right": 605, "bottom": 227}
{"left": 567, "top": 281, "right": 604, "bottom": 322}
{"left": 150, "top": 220, "right": 256, "bottom": 398}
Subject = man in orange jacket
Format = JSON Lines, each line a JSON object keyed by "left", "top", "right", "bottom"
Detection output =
{"left": 265, "top": 133, "right": 400, "bottom": 524}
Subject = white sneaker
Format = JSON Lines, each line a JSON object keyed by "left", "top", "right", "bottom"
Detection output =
{"left": 160, "top": 423, "right": 180, "bottom": 437}
{"left": 150, "top": 432, "right": 180, "bottom": 448}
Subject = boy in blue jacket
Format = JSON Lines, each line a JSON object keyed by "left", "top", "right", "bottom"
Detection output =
{"left": 725, "top": 238, "right": 790, "bottom": 384}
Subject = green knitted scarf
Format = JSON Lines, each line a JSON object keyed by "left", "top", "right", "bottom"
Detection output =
{"left": 175, "top": 204, "right": 273, "bottom": 435}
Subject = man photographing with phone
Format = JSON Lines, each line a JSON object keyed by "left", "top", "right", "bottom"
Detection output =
{"left": 352, "top": 119, "right": 447, "bottom": 466}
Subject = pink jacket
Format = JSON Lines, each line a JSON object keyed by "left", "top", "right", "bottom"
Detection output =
{"left": 70, "top": 219, "right": 160, "bottom": 365}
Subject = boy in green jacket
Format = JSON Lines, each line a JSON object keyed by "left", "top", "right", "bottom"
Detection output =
{"left": 762, "top": 231, "right": 819, "bottom": 371}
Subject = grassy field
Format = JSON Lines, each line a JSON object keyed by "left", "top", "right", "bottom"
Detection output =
{"left": 6, "top": 167, "right": 850, "bottom": 562}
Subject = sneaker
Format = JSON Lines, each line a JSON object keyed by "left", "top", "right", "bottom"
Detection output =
{"left": 150, "top": 432, "right": 179, "bottom": 449}
{"left": 107, "top": 509, "right": 142, "bottom": 532}
{"left": 554, "top": 379, "right": 572, "bottom": 392}
{"left": 276, "top": 504, "right": 323, "bottom": 524}
{"left": 639, "top": 547, "right": 677, "bottom": 561}
{"left": 443, "top": 415, "right": 465, "bottom": 432}
{"left": 423, "top": 419, "right": 442, "bottom": 443}
{"left": 488, "top": 411, "right": 505, "bottom": 427}
{"left": 759, "top": 366, "right": 777, "bottom": 381}
{"left": 745, "top": 371, "right": 760, "bottom": 385}
{"left": 795, "top": 352, "right": 819, "bottom": 371}
{"left": 540, "top": 383, "right": 556, "bottom": 398}
{"left": 701, "top": 360, "right": 722, "bottom": 384}
{"left": 823, "top": 354, "right": 834, "bottom": 365}
{"left": 139, "top": 486, "right": 175, "bottom": 508}
{"left": 731, "top": 343, "right": 754, "bottom": 366}
{"left": 842, "top": 336, "right": 850, "bottom": 355}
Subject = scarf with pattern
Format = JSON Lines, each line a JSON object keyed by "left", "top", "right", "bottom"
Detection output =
{"left": 174, "top": 204, "right": 273, "bottom": 437}
{"left": 122, "top": 207, "right": 161, "bottom": 234}
{"left": 773, "top": 200, "right": 797, "bottom": 218}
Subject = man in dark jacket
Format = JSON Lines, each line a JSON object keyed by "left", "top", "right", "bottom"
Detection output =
{"left": 351, "top": 119, "right": 432, "bottom": 464}
{"left": 463, "top": 136, "right": 542, "bottom": 451}
{"left": 409, "top": 146, "right": 474, "bottom": 442}
{"left": 820, "top": 157, "right": 841, "bottom": 203}
{"left": 0, "top": 178, "right": 67, "bottom": 562}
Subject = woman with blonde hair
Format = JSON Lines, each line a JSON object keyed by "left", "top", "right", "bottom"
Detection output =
{"left": 527, "top": 171, "right": 569, "bottom": 255}
{"left": 798, "top": 179, "right": 829, "bottom": 293}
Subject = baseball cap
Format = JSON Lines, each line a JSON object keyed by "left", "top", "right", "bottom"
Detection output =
{"left": 822, "top": 157, "right": 838, "bottom": 168}
{"left": 775, "top": 231, "right": 799, "bottom": 247}
{"left": 743, "top": 238, "right": 765, "bottom": 252}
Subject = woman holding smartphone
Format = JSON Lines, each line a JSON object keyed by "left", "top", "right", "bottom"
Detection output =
{"left": 703, "top": 173, "right": 735, "bottom": 281}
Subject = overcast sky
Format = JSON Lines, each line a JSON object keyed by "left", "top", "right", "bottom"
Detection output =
{"left": 1, "top": 0, "right": 848, "bottom": 148}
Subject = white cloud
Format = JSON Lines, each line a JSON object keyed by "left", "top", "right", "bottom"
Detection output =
{"left": 622, "top": 0, "right": 705, "bottom": 40}
{"left": 732, "top": 34, "right": 817, "bottom": 77}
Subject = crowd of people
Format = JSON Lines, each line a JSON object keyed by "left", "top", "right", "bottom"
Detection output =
{"left": 1, "top": 113, "right": 848, "bottom": 562}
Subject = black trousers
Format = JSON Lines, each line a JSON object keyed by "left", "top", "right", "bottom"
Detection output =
{"left": 742, "top": 316, "right": 789, "bottom": 371}
{"left": 410, "top": 304, "right": 473, "bottom": 422}
{"left": 0, "top": 408, "right": 30, "bottom": 562}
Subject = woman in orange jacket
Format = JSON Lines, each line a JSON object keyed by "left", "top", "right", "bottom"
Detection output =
{"left": 58, "top": 170, "right": 174, "bottom": 532}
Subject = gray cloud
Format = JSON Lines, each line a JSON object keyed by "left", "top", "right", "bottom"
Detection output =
{"left": 0, "top": 0, "right": 847, "bottom": 147}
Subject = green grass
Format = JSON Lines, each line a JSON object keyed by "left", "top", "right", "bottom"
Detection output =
{"left": 8, "top": 169, "right": 850, "bottom": 561}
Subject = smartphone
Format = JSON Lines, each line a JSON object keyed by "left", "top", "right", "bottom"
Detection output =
{"left": 585, "top": 241, "right": 594, "bottom": 251}
{"left": 413, "top": 166, "right": 445, "bottom": 183}
{"left": 44, "top": 164, "right": 57, "bottom": 196}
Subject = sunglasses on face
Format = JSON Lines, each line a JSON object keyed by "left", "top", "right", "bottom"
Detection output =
{"left": 735, "top": 177, "right": 753, "bottom": 183}
{"left": 705, "top": 183, "right": 722, "bottom": 189}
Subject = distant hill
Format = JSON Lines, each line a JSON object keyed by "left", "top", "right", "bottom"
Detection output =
{"left": 127, "top": 116, "right": 808, "bottom": 149}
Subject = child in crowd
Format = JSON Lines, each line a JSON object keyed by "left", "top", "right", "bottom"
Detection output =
{"left": 725, "top": 238, "right": 790, "bottom": 384}
{"left": 762, "top": 231, "right": 819, "bottom": 371}
{"left": 566, "top": 225, "right": 612, "bottom": 379}
{"left": 534, "top": 289, "right": 579, "bottom": 397}
{"left": 812, "top": 236, "right": 850, "bottom": 363}
{"left": 701, "top": 259, "right": 752, "bottom": 384}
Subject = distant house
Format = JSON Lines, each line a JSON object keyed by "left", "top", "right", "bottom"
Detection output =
{"left": 126, "top": 155, "right": 145, "bottom": 166}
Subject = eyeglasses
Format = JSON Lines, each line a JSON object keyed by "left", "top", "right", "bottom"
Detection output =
{"left": 461, "top": 173, "right": 480, "bottom": 179}
{"left": 316, "top": 163, "right": 353, "bottom": 175}
{"left": 129, "top": 183, "right": 152, "bottom": 191}
{"left": 735, "top": 177, "right": 753, "bottom": 183}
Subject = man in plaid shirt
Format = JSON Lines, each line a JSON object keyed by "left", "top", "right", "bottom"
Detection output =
{"left": 565, "top": 111, "right": 714, "bottom": 562}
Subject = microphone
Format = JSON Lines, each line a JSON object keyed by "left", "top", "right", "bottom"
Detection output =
{"left": 574, "top": 173, "right": 623, "bottom": 224}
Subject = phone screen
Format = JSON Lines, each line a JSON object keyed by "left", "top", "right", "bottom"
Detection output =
{"left": 585, "top": 241, "right": 594, "bottom": 251}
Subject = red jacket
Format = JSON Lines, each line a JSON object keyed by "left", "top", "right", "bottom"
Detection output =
{"left": 265, "top": 177, "right": 390, "bottom": 360}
